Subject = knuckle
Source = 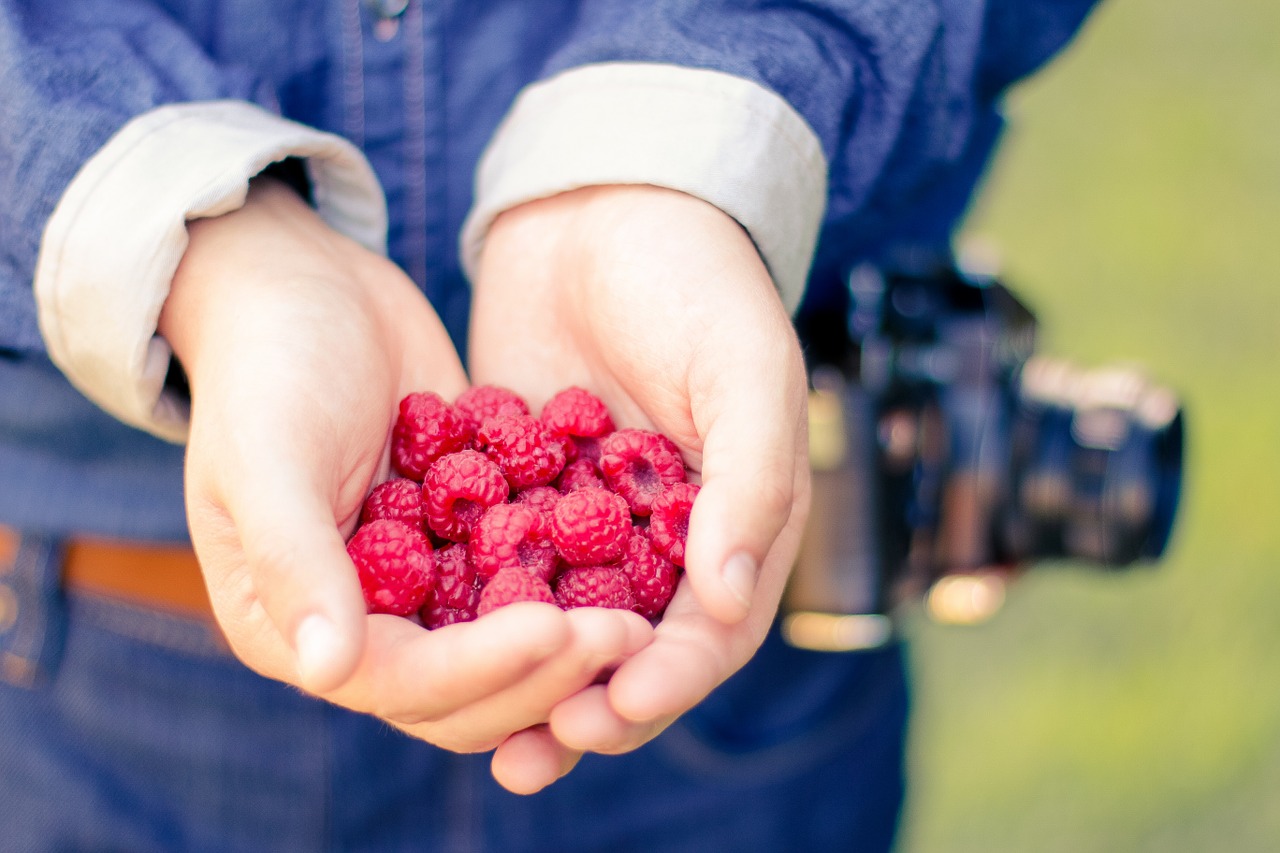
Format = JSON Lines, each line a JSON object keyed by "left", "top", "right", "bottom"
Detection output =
{"left": 242, "top": 530, "right": 303, "bottom": 581}
{"left": 752, "top": 475, "right": 795, "bottom": 524}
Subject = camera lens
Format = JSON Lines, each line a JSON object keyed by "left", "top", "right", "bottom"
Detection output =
{"left": 1002, "top": 357, "right": 1185, "bottom": 567}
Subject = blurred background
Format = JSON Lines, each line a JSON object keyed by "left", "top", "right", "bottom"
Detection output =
{"left": 898, "top": 0, "right": 1280, "bottom": 850}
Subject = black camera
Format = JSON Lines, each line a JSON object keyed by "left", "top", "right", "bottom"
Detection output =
{"left": 782, "top": 251, "right": 1185, "bottom": 651}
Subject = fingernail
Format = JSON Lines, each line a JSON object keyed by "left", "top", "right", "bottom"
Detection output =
{"left": 721, "top": 552, "right": 758, "bottom": 612}
{"left": 294, "top": 613, "right": 342, "bottom": 691}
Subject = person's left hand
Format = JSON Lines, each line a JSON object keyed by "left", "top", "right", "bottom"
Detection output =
{"left": 469, "top": 184, "right": 812, "bottom": 793}
{"left": 158, "top": 178, "right": 650, "bottom": 796}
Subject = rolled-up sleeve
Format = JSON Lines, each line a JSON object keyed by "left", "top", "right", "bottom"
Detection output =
{"left": 461, "top": 0, "right": 1102, "bottom": 313}
{"left": 460, "top": 61, "right": 827, "bottom": 315}
{"left": 35, "top": 102, "right": 385, "bottom": 443}
{"left": 1, "top": 0, "right": 386, "bottom": 442}
{"left": 460, "top": 0, "right": 953, "bottom": 314}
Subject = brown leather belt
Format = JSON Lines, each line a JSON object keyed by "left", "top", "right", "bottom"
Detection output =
{"left": 0, "top": 527, "right": 215, "bottom": 620}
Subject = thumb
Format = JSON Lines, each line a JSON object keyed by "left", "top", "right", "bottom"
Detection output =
{"left": 681, "top": 373, "right": 807, "bottom": 624}
{"left": 226, "top": 472, "right": 369, "bottom": 695}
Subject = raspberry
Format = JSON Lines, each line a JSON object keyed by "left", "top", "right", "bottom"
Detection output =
{"left": 599, "top": 428, "right": 687, "bottom": 516}
{"left": 369, "top": 385, "right": 697, "bottom": 629}
{"left": 653, "top": 431, "right": 683, "bottom": 462}
{"left": 540, "top": 386, "right": 614, "bottom": 463}
{"left": 469, "top": 503, "right": 558, "bottom": 582}
{"left": 648, "top": 482, "right": 699, "bottom": 567}
{"left": 477, "top": 413, "right": 567, "bottom": 490}
{"left": 359, "top": 478, "right": 426, "bottom": 531}
{"left": 420, "top": 543, "right": 481, "bottom": 629}
{"left": 514, "top": 485, "right": 561, "bottom": 520}
{"left": 346, "top": 519, "right": 435, "bottom": 616}
{"left": 454, "top": 385, "right": 530, "bottom": 428}
{"left": 554, "top": 566, "right": 635, "bottom": 611}
{"left": 556, "top": 458, "right": 606, "bottom": 493}
{"left": 551, "top": 486, "right": 631, "bottom": 566}
{"left": 422, "top": 450, "right": 509, "bottom": 542}
{"left": 392, "top": 392, "right": 476, "bottom": 481}
{"left": 618, "top": 527, "right": 679, "bottom": 620}
{"left": 540, "top": 386, "right": 615, "bottom": 438}
{"left": 422, "top": 603, "right": 476, "bottom": 629}
{"left": 477, "top": 566, "right": 556, "bottom": 616}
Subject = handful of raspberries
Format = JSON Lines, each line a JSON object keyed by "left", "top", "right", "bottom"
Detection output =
{"left": 345, "top": 385, "right": 697, "bottom": 629}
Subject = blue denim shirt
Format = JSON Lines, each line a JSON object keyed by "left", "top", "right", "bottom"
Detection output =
{"left": 0, "top": 3, "right": 1102, "bottom": 849}
{"left": 0, "top": 0, "right": 1097, "bottom": 535}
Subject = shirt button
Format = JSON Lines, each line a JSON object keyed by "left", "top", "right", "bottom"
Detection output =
{"left": 366, "top": 0, "right": 409, "bottom": 19}
{"left": 366, "top": 0, "right": 409, "bottom": 40}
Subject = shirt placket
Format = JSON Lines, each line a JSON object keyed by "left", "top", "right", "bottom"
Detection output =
{"left": 343, "top": 0, "right": 447, "bottom": 303}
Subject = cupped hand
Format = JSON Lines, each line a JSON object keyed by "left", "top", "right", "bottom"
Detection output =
{"left": 469, "top": 185, "right": 812, "bottom": 785}
{"left": 159, "top": 177, "right": 650, "bottom": 789}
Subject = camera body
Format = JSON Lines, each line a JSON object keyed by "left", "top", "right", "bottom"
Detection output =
{"left": 782, "top": 254, "right": 1185, "bottom": 651}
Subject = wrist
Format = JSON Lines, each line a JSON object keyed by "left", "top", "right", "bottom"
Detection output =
{"left": 460, "top": 62, "right": 827, "bottom": 313}
{"left": 479, "top": 184, "right": 767, "bottom": 301}
{"left": 159, "top": 176, "right": 371, "bottom": 381}
{"left": 34, "top": 101, "right": 387, "bottom": 442}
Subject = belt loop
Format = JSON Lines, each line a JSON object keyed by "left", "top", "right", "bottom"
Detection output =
{"left": 0, "top": 533, "right": 67, "bottom": 689}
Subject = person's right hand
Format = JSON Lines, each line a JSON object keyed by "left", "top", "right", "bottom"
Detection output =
{"left": 158, "top": 177, "right": 651, "bottom": 788}
{"left": 468, "top": 185, "right": 812, "bottom": 790}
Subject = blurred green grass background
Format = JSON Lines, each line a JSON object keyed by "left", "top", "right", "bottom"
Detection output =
{"left": 898, "top": 0, "right": 1280, "bottom": 850}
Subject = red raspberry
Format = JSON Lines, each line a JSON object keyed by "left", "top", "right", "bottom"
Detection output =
{"left": 648, "top": 482, "right": 699, "bottom": 567}
{"left": 423, "top": 603, "right": 476, "bottom": 629}
{"left": 554, "top": 566, "right": 636, "bottom": 611}
{"left": 540, "top": 386, "right": 615, "bottom": 463}
{"left": 514, "top": 485, "right": 561, "bottom": 520}
{"left": 420, "top": 543, "right": 481, "bottom": 629}
{"left": 556, "top": 458, "right": 606, "bottom": 493}
{"left": 653, "top": 431, "right": 683, "bottom": 461}
{"left": 618, "top": 527, "right": 679, "bottom": 620}
{"left": 477, "top": 566, "right": 556, "bottom": 616}
{"left": 392, "top": 392, "right": 476, "bottom": 481}
{"left": 359, "top": 478, "right": 426, "bottom": 531}
{"left": 429, "top": 542, "right": 481, "bottom": 606}
{"left": 477, "top": 413, "right": 567, "bottom": 490}
{"left": 551, "top": 486, "right": 631, "bottom": 566}
{"left": 422, "top": 450, "right": 509, "bottom": 542}
{"left": 468, "top": 503, "right": 558, "bottom": 582}
{"left": 346, "top": 519, "right": 435, "bottom": 616}
{"left": 454, "top": 385, "right": 530, "bottom": 428}
{"left": 599, "top": 428, "right": 687, "bottom": 516}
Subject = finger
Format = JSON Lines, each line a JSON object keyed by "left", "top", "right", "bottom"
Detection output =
{"left": 326, "top": 603, "right": 571, "bottom": 724}
{"left": 405, "top": 607, "right": 651, "bottom": 747}
{"left": 490, "top": 726, "right": 583, "bottom": 795}
{"left": 548, "top": 683, "right": 669, "bottom": 754}
{"left": 227, "top": 479, "right": 370, "bottom": 694}
{"left": 607, "top": 450, "right": 809, "bottom": 725}
{"left": 606, "top": 604, "right": 742, "bottom": 723}
{"left": 683, "top": 357, "right": 807, "bottom": 623}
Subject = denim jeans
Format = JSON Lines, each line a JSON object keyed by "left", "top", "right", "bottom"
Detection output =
{"left": 0, "top": 532, "right": 908, "bottom": 852}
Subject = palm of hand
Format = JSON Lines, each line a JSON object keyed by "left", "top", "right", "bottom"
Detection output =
{"left": 163, "top": 180, "right": 648, "bottom": 791}
{"left": 470, "top": 185, "right": 812, "bottom": 759}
